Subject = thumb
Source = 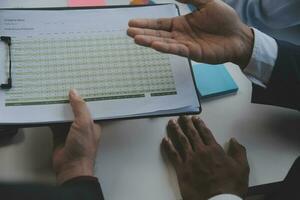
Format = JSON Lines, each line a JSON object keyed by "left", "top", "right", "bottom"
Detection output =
{"left": 227, "top": 138, "right": 248, "bottom": 166}
{"left": 176, "top": 0, "right": 210, "bottom": 7}
{"left": 69, "top": 89, "right": 91, "bottom": 122}
{"left": 69, "top": 89, "right": 101, "bottom": 141}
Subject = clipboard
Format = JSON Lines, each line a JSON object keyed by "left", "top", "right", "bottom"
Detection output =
{"left": 0, "top": 4, "right": 201, "bottom": 126}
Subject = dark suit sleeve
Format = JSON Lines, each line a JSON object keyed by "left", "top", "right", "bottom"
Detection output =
{"left": 0, "top": 176, "right": 104, "bottom": 200}
{"left": 251, "top": 40, "right": 300, "bottom": 111}
{"left": 62, "top": 176, "right": 105, "bottom": 200}
{"left": 265, "top": 157, "right": 300, "bottom": 200}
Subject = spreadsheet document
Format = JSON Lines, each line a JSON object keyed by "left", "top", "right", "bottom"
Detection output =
{"left": 7, "top": 35, "right": 176, "bottom": 106}
{"left": 0, "top": 4, "right": 200, "bottom": 124}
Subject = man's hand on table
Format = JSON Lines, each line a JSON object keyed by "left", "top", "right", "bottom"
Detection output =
{"left": 161, "top": 116, "right": 249, "bottom": 200}
{"left": 127, "top": 0, "right": 254, "bottom": 69}
{"left": 50, "top": 89, "right": 101, "bottom": 184}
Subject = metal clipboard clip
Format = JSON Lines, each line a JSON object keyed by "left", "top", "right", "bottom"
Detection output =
{"left": 0, "top": 36, "right": 12, "bottom": 90}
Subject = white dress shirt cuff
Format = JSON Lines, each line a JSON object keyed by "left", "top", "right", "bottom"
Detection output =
{"left": 208, "top": 194, "right": 243, "bottom": 200}
{"left": 243, "top": 28, "right": 278, "bottom": 87}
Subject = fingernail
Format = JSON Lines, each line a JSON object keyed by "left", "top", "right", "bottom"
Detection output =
{"left": 165, "top": 137, "right": 172, "bottom": 144}
{"left": 231, "top": 137, "right": 238, "bottom": 143}
{"left": 195, "top": 116, "right": 201, "bottom": 121}
{"left": 169, "top": 119, "right": 177, "bottom": 125}
{"left": 70, "top": 88, "right": 79, "bottom": 97}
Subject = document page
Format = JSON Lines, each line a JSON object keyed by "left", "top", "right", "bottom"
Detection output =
{"left": 0, "top": 4, "right": 200, "bottom": 124}
{"left": 6, "top": 36, "right": 177, "bottom": 106}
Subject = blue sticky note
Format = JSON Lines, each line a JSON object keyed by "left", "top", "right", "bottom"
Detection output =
{"left": 192, "top": 63, "right": 238, "bottom": 98}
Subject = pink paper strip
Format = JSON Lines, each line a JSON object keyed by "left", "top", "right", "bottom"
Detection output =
{"left": 68, "top": 0, "right": 106, "bottom": 7}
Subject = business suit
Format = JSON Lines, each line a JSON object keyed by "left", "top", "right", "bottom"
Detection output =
{"left": 252, "top": 40, "right": 300, "bottom": 111}
{"left": 0, "top": 176, "right": 104, "bottom": 200}
{"left": 265, "top": 157, "right": 300, "bottom": 200}
{"left": 246, "top": 39, "right": 300, "bottom": 200}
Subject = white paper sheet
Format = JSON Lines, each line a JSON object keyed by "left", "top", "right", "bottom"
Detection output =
{"left": 0, "top": 4, "right": 200, "bottom": 124}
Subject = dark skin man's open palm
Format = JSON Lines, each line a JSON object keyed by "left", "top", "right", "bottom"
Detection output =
{"left": 127, "top": 0, "right": 253, "bottom": 68}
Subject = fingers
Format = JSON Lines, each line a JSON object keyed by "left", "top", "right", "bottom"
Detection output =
{"left": 167, "top": 119, "right": 193, "bottom": 161}
{"left": 151, "top": 41, "right": 189, "bottom": 57}
{"left": 128, "top": 18, "right": 173, "bottom": 31}
{"left": 131, "top": 33, "right": 190, "bottom": 58}
{"left": 228, "top": 138, "right": 249, "bottom": 167}
{"left": 134, "top": 35, "right": 178, "bottom": 47}
{"left": 176, "top": 0, "right": 210, "bottom": 7}
{"left": 69, "top": 89, "right": 92, "bottom": 124}
{"left": 130, "top": 35, "right": 200, "bottom": 60}
{"left": 69, "top": 89, "right": 101, "bottom": 140}
{"left": 178, "top": 116, "right": 204, "bottom": 151}
{"left": 163, "top": 116, "right": 218, "bottom": 163}
{"left": 127, "top": 27, "right": 172, "bottom": 38}
{"left": 161, "top": 137, "right": 182, "bottom": 167}
{"left": 192, "top": 116, "right": 217, "bottom": 145}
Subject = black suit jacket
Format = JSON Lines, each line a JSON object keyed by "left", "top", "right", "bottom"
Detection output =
{"left": 0, "top": 176, "right": 104, "bottom": 200}
{"left": 265, "top": 157, "right": 300, "bottom": 200}
{"left": 251, "top": 40, "right": 300, "bottom": 111}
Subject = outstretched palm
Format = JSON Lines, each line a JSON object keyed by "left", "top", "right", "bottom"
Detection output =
{"left": 127, "top": 0, "right": 253, "bottom": 67}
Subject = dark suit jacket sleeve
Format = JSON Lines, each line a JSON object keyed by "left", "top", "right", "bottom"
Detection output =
{"left": 0, "top": 176, "right": 104, "bottom": 200}
{"left": 251, "top": 40, "right": 300, "bottom": 111}
{"left": 62, "top": 176, "right": 105, "bottom": 200}
{"left": 265, "top": 157, "right": 300, "bottom": 200}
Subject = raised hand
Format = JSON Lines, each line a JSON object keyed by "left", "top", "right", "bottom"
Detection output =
{"left": 161, "top": 116, "right": 249, "bottom": 200}
{"left": 51, "top": 89, "right": 101, "bottom": 184}
{"left": 127, "top": 0, "right": 254, "bottom": 68}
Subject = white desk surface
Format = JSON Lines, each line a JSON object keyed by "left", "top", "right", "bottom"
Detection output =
{"left": 0, "top": 0, "right": 299, "bottom": 200}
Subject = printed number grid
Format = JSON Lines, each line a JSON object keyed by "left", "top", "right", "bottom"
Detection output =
{"left": 5, "top": 35, "right": 177, "bottom": 106}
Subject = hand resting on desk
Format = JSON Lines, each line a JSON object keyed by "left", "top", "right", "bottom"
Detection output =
{"left": 161, "top": 116, "right": 249, "bottom": 200}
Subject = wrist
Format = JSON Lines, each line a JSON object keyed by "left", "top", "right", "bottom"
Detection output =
{"left": 55, "top": 159, "right": 94, "bottom": 185}
{"left": 233, "top": 25, "right": 254, "bottom": 69}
